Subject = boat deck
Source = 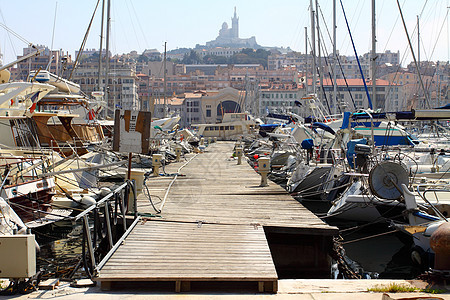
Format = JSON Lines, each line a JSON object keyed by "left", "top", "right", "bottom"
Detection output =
{"left": 95, "top": 142, "right": 338, "bottom": 292}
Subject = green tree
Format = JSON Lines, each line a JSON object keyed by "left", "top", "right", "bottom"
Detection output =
{"left": 182, "top": 50, "right": 202, "bottom": 64}
{"left": 137, "top": 54, "right": 149, "bottom": 63}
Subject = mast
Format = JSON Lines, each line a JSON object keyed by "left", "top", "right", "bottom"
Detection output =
{"left": 163, "top": 41, "right": 167, "bottom": 118}
{"left": 371, "top": 0, "right": 376, "bottom": 110}
{"left": 436, "top": 61, "right": 440, "bottom": 107}
{"left": 310, "top": 0, "right": 316, "bottom": 95}
{"left": 396, "top": 0, "right": 431, "bottom": 109}
{"left": 305, "top": 27, "right": 308, "bottom": 95}
{"left": 97, "top": 0, "right": 105, "bottom": 91}
{"left": 417, "top": 15, "right": 420, "bottom": 72}
{"left": 417, "top": 15, "right": 422, "bottom": 108}
{"left": 333, "top": 0, "right": 337, "bottom": 114}
{"left": 316, "top": 0, "right": 323, "bottom": 102}
{"left": 105, "top": 0, "right": 111, "bottom": 114}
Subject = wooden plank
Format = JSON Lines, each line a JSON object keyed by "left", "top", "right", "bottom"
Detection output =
{"left": 97, "top": 221, "right": 277, "bottom": 283}
{"left": 136, "top": 142, "right": 338, "bottom": 234}
{"left": 38, "top": 279, "right": 59, "bottom": 290}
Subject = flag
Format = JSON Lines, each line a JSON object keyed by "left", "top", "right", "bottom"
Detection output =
{"left": 29, "top": 102, "right": 37, "bottom": 113}
{"left": 88, "top": 109, "right": 95, "bottom": 120}
{"left": 28, "top": 91, "right": 41, "bottom": 113}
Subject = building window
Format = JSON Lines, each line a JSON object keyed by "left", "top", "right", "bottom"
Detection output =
{"left": 206, "top": 109, "right": 211, "bottom": 117}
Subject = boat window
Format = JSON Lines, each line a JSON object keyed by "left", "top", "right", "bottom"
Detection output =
{"left": 205, "top": 127, "right": 209, "bottom": 131}
{"left": 220, "top": 126, "right": 224, "bottom": 130}
{"left": 215, "top": 126, "right": 219, "bottom": 131}
{"left": 225, "top": 126, "right": 230, "bottom": 130}
{"left": 230, "top": 126, "right": 235, "bottom": 130}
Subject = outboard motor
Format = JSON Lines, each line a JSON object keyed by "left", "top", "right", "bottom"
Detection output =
{"left": 354, "top": 144, "right": 371, "bottom": 173}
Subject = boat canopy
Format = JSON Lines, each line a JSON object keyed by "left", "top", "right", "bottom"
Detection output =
{"left": 351, "top": 110, "right": 450, "bottom": 121}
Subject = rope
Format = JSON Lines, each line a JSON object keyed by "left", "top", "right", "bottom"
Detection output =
{"left": 339, "top": 0, "right": 373, "bottom": 110}
{"left": 341, "top": 229, "right": 399, "bottom": 245}
{"left": 158, "top": 153, "right": 198, "bottom": 212}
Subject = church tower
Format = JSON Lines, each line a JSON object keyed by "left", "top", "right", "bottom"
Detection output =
{"left": 231, "top": 7, "right": 239, "bottom": 39}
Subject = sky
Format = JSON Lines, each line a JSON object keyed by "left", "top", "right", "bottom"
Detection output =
{"left": 0, "top": 0, "right": 448, "bottom": 67}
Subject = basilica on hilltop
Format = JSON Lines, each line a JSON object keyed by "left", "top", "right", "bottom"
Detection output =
{"left": 205, "top": 7, "right": 259, "bottom": 48}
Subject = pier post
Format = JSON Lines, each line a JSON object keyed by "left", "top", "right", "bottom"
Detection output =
{"left": 175, "top": 145, "right": 182, "bottom": 162}
{"left": 236, "top": 146, "right": 243, "bottom": 165}
{"left": 258, "top": 157, "right": 270, "bottom": 187}
{"left": 152, "top": 154, "right": 163, "bottom": 177}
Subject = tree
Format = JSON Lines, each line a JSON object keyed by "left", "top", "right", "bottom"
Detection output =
{"left": 137, "top": 54, "right": 149, "bottom": 63}
{"left": 182, "top": 50, "right": 202, "bottom": 64}
{"left": 203, "top": 55, "right": 228, "bottom": 64}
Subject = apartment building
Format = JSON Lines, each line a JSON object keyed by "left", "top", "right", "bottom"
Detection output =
{"left": 259, "top": 86, "right": 304, "bottom": 116}
{"left": 319, "top": 78, "right": 402, "bottom": 111}
{"left": 72, "top": 59, "right": 139, "bottom": 115}
{"left": 10, "top": 45, "right": 73, "bottom": 81}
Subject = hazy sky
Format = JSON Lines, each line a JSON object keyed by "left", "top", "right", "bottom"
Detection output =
{"left": 0, "top": 0, "right": 448, "bottom": 67}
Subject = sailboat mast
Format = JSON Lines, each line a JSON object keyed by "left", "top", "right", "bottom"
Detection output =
{"left": 333, "top": 0, "right": 337, "bottom": 115}
{"left": 305, "top": 27, "right": 308, "bottom": 95}
{"left": 417, "top": 15, "right": 420, "bottom": 71}
{"left": 396, "top": 0, "right": 431, "bottom": 109}
{"left": 163, "top": 41, "right": 167, "bottom": 117}
{"left": 105, "top": 0, "right": 111, "bottom": 114}
{"left": 371, "top": 0, "right": 376, "bottom": 110}
{"left": 316, "top": 0, "right": 323, "bottom": 102}
{"left": 310, "top": 0, "right": 316, "bottom": 95}
{"left": 97, "top": 0, "right": 105, "bottom": 91}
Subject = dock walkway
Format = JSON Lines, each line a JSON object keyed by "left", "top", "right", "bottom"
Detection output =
{"left": 95, "top": 142, "right": 338, "bottom": 292}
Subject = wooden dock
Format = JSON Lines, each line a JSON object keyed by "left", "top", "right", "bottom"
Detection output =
{"left": 97, "top": 221, "right": 277, "bottom": 292}
{"left": 95, "top": 142, "right": 338, "bottom": 292}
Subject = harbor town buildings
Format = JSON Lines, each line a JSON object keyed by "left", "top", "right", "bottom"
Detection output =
{"left": 4, "top": 7, "right": 448, "bottom": 126}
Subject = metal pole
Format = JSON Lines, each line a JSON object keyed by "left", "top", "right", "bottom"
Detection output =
{"left": 163, "top": 41, "right": 167, "bottom": 117}
{"left": 396, "top": 0, "right": 431, "bottom": 109}
{"left": 310, "top": 0, "right": 316, "bottom": 95}
{"left": 104, "top": 204, "right": 113, "bottom": 249}
{"left": 97, "top": 0, "right": 105, "bottom": 91}
{"left": 436, "top": 61, "right": 440, "bottom": 107}
{"left": 305, "top": 27, "right": 309, "bottom": 95}
{"left": 371, "top": 0, "right": 377, "bottom": 110}
{"left": 316, "top": 0, "right": 323, "bottom": 102}
{"left": 83, "top": 215, "right": 96, "bottom": 270}
{"left": 333, "top": 0, "right": 337, "bottom": 115}
{"left": 417, "top": 15, "right": 420, "bottom": 73}
{"left": 105, "top": 0, "right": 111, "bottom": 115}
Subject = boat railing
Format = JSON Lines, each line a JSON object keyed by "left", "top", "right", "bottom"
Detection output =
{"left": 416, "top": 184, "right": 449, "bottom": 221}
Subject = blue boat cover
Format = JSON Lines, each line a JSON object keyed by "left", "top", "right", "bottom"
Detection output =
{"left": 311, "top": 122, "right": 336, "bottom": 135}
{"left": 301, "top": 138, "right": 314, "bottom": 149}
{"left": 341, "top": 112, "right": 351, "bottom": 129}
